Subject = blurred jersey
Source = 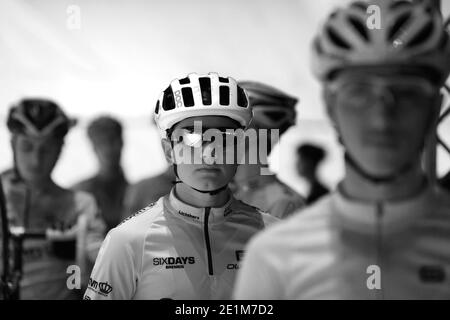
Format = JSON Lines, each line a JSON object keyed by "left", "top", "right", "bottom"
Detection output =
{"left": 234, "top": 184, "right": 450, "bottom": 299}
{"left": 73, "top": 171, "right": 128, "bottom": 232}
{"left": 1, "top": 170, "right": 105, "bottom": 300}
{"left": 123, "top": 168, "right": 175, "bottom": 217}
{"left": 230, "top": 174, "right": 305, "bottom": 219}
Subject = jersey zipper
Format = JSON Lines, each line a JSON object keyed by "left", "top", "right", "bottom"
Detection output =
{"left": 375, "top": 202, "right": 384, "bottom": 300}
{"left": 203, "top": 207, "right": 214, "bottom": 276}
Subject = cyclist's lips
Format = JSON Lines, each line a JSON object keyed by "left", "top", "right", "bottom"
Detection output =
{"left": 196, "top": 166, "right": 222, "bottom": 173}
{"left": 363, "top": 135, "right": 398, "bottom": 148}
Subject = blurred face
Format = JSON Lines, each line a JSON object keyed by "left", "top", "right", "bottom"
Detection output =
{"left": 13, "top": 134, "right": 63, "bottom": 182}
{"left": 164, "top": 116, "right": 241, "bottom": 192}
{"left": 327, "top": 69, "right": 441, "bottom": 178}
{"left": 91, "top": 134, "right": 123, "bottom": 169}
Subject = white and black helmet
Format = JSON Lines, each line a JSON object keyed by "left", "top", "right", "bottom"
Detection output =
{"left": 154, "top": 73, "right": 253, "bottom": 138}
{"left": 311, "top": 0, "right": 450, "bottom": 83}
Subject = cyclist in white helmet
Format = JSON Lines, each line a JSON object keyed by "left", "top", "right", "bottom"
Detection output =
{"left": 234, "top": 0, "right": 450, "bottom": 299}
{"left": 84, "top": 73, "right": 277, "bottom": 300}
{"left": 230, "top": 81, "right": 305, "bottom": 219}
{"left": 0, "top": 99, "right": 105, "bottom": 299}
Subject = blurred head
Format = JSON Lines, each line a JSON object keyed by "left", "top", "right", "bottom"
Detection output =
{"left": 311, "top": 0, "right": 450, "bottom": 182}
{"left": 155, "top": 73, "right": 252, "bottom": 194}
{"left": 297, "top": 143, "right": 326, "bottom": 178}
{"left": 325, "top": 67, "right": 441, "bottom": 179}
{"left": 7, "top": 98, "right": 74, "bottom": 182}
{"left": 87, "top": 116, "right": 123, "bottom": 170}
{"left": 239, "top": 81, "right": 298, "bottom": 155}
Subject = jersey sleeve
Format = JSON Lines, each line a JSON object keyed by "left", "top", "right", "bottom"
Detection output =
{"left": 83, "top": 229, "right": 139, "bottom": 300}
{"left": 233, "top": 235, "right": 284, "bottom": 300}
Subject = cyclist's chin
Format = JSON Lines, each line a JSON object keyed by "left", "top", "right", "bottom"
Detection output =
{"left": 357, "top": 155, "right": 408, "bottom": 178}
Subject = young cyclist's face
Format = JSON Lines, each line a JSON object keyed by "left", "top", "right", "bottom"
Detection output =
{"left": 13, "top": 134, "right": 63, "bottom": 182}
{"left": 327, "top": 70, "right": 441, "bottom": 177}
{"left": 167, "top": 116, "right": 241, "bottom": 192}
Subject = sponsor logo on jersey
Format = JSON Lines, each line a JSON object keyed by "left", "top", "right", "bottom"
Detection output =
{"left": 177, "top": 210, "right": 199, "bottom": 221}
{"left": 87, "top": 278, "right": 113, "bottom": 297}
{"left": 153, "top": 256, "right": 196, "bottom": 269}
{"left": 227, "top": 250, "right": 245, "bottom": 270}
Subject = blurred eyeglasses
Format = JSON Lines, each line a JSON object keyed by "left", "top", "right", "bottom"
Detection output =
{"left": 328, "top": 76, "right": 437, "bottom": 111}
{"left": 170, "top": 127, "right": 241, "bottom": 149}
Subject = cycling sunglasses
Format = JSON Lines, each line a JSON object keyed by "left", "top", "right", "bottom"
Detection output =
{"left": 170, "top": 127, "right": 242, "bottom": 149}
{"left": 328, "top": 76, "right": 438, "bottom": 111}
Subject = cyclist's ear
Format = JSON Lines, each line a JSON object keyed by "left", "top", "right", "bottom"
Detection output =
{"left": 161, "top": 138, "right": 175, "bottom": 164}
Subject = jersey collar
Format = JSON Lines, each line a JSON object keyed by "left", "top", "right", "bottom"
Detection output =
{"left": 331, "top": 183, "right": 434, "bottom": 235}
{"left": 165, "top": 188, "right": 235, "bottom": 224}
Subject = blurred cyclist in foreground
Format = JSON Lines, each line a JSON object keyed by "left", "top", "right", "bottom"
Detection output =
{"left": 234, "top": 0, "right": 450, "bottom": 299}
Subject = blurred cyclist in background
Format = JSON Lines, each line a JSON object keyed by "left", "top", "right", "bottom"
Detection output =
{"left": 234, "top": 0, "right": 450, "bottom": 299}
{"left": 73, "top": 116, "right": 128, "bottom": 232}
{"left": 84, "top": 73, "right": 277, "bottom": 300}
{"left": 296, "top": 143, "right": 329, "bottom": 205}
{"left": 230, "top": 81, "right": 305, "bottom": 219}
{"left": 0, "top": 99, "right": 105, "bottom": 299}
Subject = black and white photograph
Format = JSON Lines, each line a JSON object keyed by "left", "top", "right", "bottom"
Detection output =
{"left": 1, "top": 0, "right": 450, "bottom": 311}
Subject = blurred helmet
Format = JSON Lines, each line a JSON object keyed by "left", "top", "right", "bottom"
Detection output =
{"left": 154, "top": 73, "right": 252, "bottom": 137}
{"left": 239, "top": 81, "right": 298, "bottom": 134}
{"left": 311, "top": 0, "right": 450, "bottom": 84}
{"left": 7, "top": 98, "right": 75, "bottom": 139}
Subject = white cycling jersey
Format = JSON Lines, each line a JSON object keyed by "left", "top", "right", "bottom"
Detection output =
{"left": 234, "top": 183, "right": 450, "bottom": 299}
{"left": 84, "top": 188, "right": 278, "bottom": 300}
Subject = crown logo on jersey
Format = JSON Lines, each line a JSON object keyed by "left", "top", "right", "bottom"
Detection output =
{"left": 99, "top": 281, "right": 113, "bottom": 294}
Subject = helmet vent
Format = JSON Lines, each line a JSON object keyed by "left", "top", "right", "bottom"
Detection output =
{"left": 350, "top": 2, "right": 367, "bottom": 12}
{"left": 179, "top": 77, "right": 190, "bottom": 85}
{"left": 162, "top": 87, "right": 176, "bottom": 111}
{"left": 406, "top": 20, "right": 434, "bottom": 48}
{"left": 237, "top": 87, "right": 248, "bottom": 108}
{"left": 388, "top": 13, "right": 412, "bottom": 41}
{"left": 182, "top": 87, "right": 194, "bottom": 107}
{"left": 155, "top": 101, "right": 160, "bottom": 114}
{"left": 348, "top": 16, "right": 369, "bottom": 41}
{"left": 219, "top": 86, "right": 230, "bottom": 105}
{"left": 219, "top": 77, "right": 229, "bottom": 83}
{"left": 390, "top": 1, "right": 410, "bottom": 10}
{"left": 199, "top": 77, "right": 212, "bottom": 105}
{"left": 264, "top": 111, "right": 286, "bottom": 122}
{"left": 327, "top": 26, "right": 352, "bottom": 50}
